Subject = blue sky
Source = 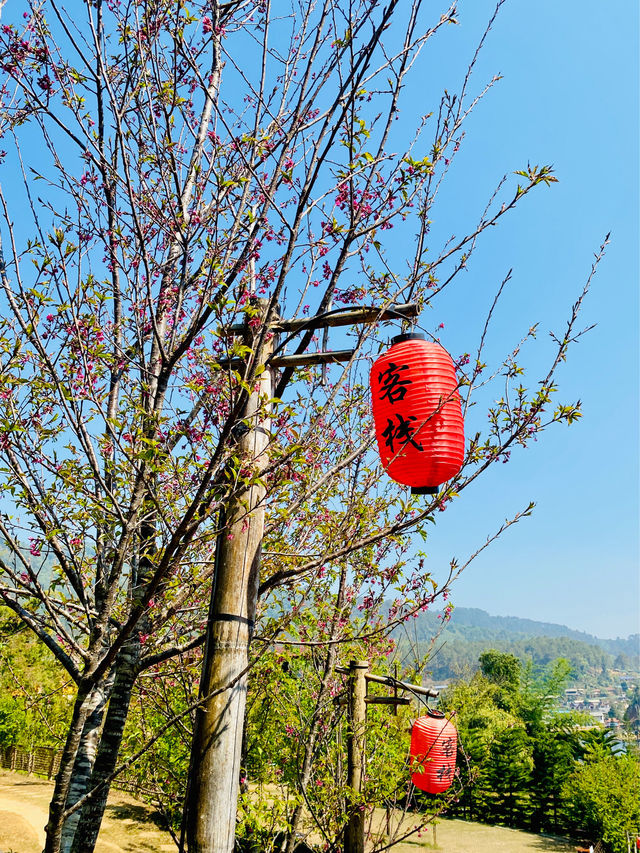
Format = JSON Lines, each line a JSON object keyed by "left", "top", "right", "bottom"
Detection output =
{"left": 390, "top": 0, "right": 639, "bottom": 639}
{"left": 1, "top": 0, "right": 636, "bottom": 640}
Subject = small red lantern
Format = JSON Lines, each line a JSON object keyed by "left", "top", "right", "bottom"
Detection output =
{"left": 370, "top": 334, "right": 464, "bottom": 494}
{"left": 410, "top": 710, "right": 457, "bottom": 793}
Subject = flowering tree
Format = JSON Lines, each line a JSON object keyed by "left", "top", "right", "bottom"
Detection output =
{"left": 0, "top": 0, "right": 603, "bottom": 850}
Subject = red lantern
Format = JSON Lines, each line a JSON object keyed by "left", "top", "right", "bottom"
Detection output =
{"left": 370, "top": 334, "right": 464, "bottom": 493}
{"left": 410, "top": 710, "right": 457, "bottom": 793}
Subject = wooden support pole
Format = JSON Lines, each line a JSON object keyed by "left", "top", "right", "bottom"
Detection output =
{"left": 338, "top": 663, "right": 438, "bottom": 852}
{"left": 344, "top": 660, "right": 368, "bottom": 853}
{"left": 185, "top": 301, "right": 272, "bottom": 853}
{"left": 182, "top": 299, "right": 422, "bottom": 852}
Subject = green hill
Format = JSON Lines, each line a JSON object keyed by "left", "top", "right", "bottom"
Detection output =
{"left": 393, "top": 606, "right": 640, "bottom": 681}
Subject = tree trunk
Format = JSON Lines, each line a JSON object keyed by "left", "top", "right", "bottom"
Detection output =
{"left": 344, "top": 661, "right": 367, "bottom": 853}
{"left": 285, "top": 565, "right": 347, "bottom": 853}
{"left": 69, "top": 639, "right": 140, "bottom": 853}
{"left": 60, "top": 678, "right": 113, "bottom": 853}
{"left": 44, "top": 687, "right": 93, "bottom": 853}
{"left": 68, "top": 468, "right": 156, "bottom": 853}
{"left": 285, "top": 732, "right": 320, "bottom": 853}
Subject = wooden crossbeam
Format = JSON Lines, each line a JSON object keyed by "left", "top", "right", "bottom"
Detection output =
{"left": 335, "top": 665, "right": 439, "bottom": 698}
{"left": 219, "top": 349, "right": 355, "bottom": 370}
{"left": 365, "top": 696, "right": 411, "bottom": 706}
{"left": 226, "top": 302, "right": 419, "bottom": 335}
{"left": 335, "top": 696, "right": 411, "bottom": 707}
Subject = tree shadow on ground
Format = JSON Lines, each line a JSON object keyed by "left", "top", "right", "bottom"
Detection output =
{"left": 530, "top": 833, "right": 582, "bottom": 852}
{"left": 105, "top": 801, "right": 168, "bottom": 830}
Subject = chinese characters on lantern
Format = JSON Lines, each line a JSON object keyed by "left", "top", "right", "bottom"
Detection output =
{"left": 436, "top": 736, "right": 456, "bottom": 781}
{"left": 436, "top": 763, "right": 453, "bottom": 782}
{"left": 370, "top": 335, "right": 465, "bottom": 492}
{"left": 441, "top": 736, "right": 455, "bottom": 758}
{"left": 377, "top": 362, "right": 424, "bottom": 454}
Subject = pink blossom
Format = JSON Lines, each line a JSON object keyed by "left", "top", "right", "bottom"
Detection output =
{"left": 37, "top": 75, "right": 53, "bottom": 93}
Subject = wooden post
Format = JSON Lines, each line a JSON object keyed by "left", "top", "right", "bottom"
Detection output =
{"left": 344, "top": 660, "right": 368, "bottom": 853}
{"left": 336, "top": 663, "right": 438, "bottom": 853}
{"left": 185, "top": 300, "right": 273, "bottom": 853}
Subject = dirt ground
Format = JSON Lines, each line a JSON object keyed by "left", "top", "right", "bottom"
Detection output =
{"left": 0, "top": 770, "right": 580, "bottom": 853}
{"left": 0, "top": 770, "right": 175, "bottom": 853}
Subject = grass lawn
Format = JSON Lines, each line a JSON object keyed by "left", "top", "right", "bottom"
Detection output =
{"left": 371, "top": 814, "right": 578, "bottom": 853}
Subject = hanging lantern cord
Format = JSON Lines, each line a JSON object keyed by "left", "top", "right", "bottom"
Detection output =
{"left": 401, "top": 308, "right": 418, "bottom": 336}
{"left": 420, "top": 694, "right": 433, "bottom": 715}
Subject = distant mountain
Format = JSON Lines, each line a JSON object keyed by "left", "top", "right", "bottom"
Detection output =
{"left": 393, "top": 606, "right": 639, "bottom": 681}
{"left": 401, "top": 606, "right": 638, "bottom": 651}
